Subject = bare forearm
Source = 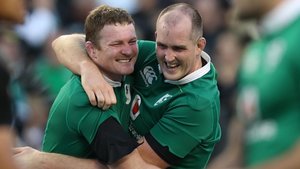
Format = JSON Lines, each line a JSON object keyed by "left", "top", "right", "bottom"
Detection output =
{"left": 109, "top": 149, "right": 161, "bottom": 169}
{"left": 38, "top": 152, "right": 108, "bottom": 169}
{"left": 52, "top": 33, "right": 116, "bottom": 108}
{"left": 52, "top": 33, "right": 94, "bottom": 75}
{"left": 13, "top": 146, "right": 108, "bottom": 169}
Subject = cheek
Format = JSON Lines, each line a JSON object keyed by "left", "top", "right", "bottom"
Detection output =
{"left": 156, "top": 49, "right": 164, "bottom": 60}
{"left": 183, "top": 54, "right": 196, "bottom": 67}
{"left": 132, "top": 46, "right": 138, "bottom": 55}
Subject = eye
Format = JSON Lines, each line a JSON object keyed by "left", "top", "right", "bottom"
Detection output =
{"left": 110, "top": 43, "right": 121, "bottom": 46}
{"left": 129, "top": 40, "right": 137, "bottom": 45}
{"left": 157, "top": 43, "right": 167, "bottom": 49}
{"left": 172, "top": 46, "right": 185, "bottom": 52}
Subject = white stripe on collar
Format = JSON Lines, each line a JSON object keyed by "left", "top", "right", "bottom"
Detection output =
{"left": 164, "top": 51, "right": 211, "bottom": 85}
{"left": 103, "top": 75, "right": 122, "bottom": 87}
{"left": 260, "top": 0, "right": 300, "bottom": 35}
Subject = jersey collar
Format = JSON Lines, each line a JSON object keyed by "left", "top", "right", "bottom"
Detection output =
{"left": 103, "top": 75, "right": 122, "bottom": 87}
{"left": 260, "top": 0, "right": 300, "bottom": 35}
{"left": 164, "top": 51, "right": 211, "bottom": 85}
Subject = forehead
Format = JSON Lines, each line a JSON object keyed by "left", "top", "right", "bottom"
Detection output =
{"left": 156, "top": 13, "right": 192, "bottom": 41}
{"left": 158, "top": 10, "right": 192, "bottom": 26}
{"left": 99, "top": 23, "right": 136, "bottom": 42}
{"left": 157, "top": 11, "right": 192, "bottom": 33}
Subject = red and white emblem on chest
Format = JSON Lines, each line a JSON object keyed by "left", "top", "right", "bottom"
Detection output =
{"left": 130, "top": 95, "right": 141, "bottom": 120}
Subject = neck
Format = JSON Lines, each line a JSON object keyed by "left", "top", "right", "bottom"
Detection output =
{"left": 101, "top": 70, "right": 122, "bottom": 82}
{"left": 191, "top": 54, "right": 203, "bottom": 72}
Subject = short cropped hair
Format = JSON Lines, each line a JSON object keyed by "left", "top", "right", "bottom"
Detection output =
{"left": 157, "top": 3, "right": 203, "bottom": 42}
{"left": 84, "top": 5, "right": 134, "bottom": 49}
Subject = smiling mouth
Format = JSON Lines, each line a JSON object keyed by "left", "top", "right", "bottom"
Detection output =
{"left": 117, "top": 58, "right": 132, "bottom": 63}
{"left": 165, "top": 62, "right": 179, "bottom": 69}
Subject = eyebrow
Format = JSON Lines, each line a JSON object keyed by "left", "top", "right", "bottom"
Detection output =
{"left": 109, "top": 37, "right": 137, "bottom": 44}
{"left": 156, "top": 42, "right": 165, "bottom": 46}
{"left": 157, "top": 41, "right": 187, "bottom": 49}
{"left": 172, "top": 45, "right": 186, "bottom": 49}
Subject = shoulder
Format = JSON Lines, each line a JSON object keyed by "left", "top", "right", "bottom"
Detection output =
{"left": 58, "top": 74, "right": 90, "bottom": 107}
{"left": 168, "top": 77, "right": 220, "bottom": 125}
{"left": 137, "top": 40, "right": 156, "bottom": 50}
{"left": 135, "top": 40, "right": 157, "bottom": 72}
{"left": 137, "top": 40, "right": 156, "bottom": 58}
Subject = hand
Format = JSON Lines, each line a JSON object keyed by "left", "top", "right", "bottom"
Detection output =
{"left": 13, "top": 146, "right": 41, "bottom": 169}
{"left": 81, "top": 61, "right": 117, "bottom": 110}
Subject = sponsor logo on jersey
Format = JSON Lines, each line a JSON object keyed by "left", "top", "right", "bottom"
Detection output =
{"left": 128, "top": 121, "right": 143, "bottom": 143}
{"left": 140, "top": 66, "right": 157, "bottom": 87}
{"left": 154, "top": 93, "right": 172, "bottom": 106}
{"left": 130, "top": 95, "right": 141, "bottom": 120}
{"left": 124, "top": 84, "right": 131, "bottom": 104}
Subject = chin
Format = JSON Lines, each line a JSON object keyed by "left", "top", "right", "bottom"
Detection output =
{"left": 163, "top": 73, "right": 180, "bottom": 81}
{"left": 122, "top": 69, "right": 134, "bottom": 75}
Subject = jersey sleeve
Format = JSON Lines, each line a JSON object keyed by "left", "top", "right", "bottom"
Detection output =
{"left": 148, "top": 96, "right": 221, "bottom": 158}
{"left": 90, "top": 117, "right": 138, "bottom": 164}
{"left": 68, "top": 93, "right": 119, "bottom": 144}
{"left": 68, "top": 85, "right": 138, "bottom": 164}
{"left": 65, "top": 76, "right": 119, "bottom": 144}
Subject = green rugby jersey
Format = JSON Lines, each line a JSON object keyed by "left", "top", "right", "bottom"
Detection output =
{"left": 42, "top": 75, "right": 131, "bottom": 158}
{"left": 127, "top": 40, "right": 221, "bottom": 169}
{"left": 237, "top": 1, "right": 300, "bottom": 166}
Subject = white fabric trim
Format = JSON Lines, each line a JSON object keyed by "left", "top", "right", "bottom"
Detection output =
{"left": 164, "top": 51, "right": 211, "bottom": 85}
{"left": 260, "top": 0, "right": 300, "bottom": 35}
{"left": 103, "top": 75, "right": 122, "bottom": 87}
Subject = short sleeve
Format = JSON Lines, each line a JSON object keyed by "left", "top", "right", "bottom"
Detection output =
{"left": 149, "top": 97, "right": 220, "bottom": 158}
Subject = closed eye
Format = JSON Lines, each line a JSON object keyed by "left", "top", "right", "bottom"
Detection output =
{"left": 129, "top": 39, "right": 137, "bottom": 45}
{"left": 157, "top": 42, "right": 167, "bottom": 49}
{"left": 110, "top": 42, "right": 122, "bottom": 46}
{"left": 172, "top": 46, "right": 186, "bottom": 52}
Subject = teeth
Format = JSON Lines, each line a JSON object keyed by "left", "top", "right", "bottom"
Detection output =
{"left": 118, "top": 59, "right": 131, "bottom": 63}
{"left": 166, "top": 63, "right": 178, "bottom": 68}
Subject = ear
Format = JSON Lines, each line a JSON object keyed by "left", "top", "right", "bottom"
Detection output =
{"left": 155, "top": 31, "right": 157, "bottom": 39}
{"left": 85, "top": 41, "right": 97, "bottom": 60}
{"left": 197, "top": 37, "right": 206, "bottom": 50}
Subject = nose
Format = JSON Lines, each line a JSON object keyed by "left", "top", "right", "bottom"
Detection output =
{"left": 121, "top": 44, "right": 133, "bottom": 56}
{"left": 164, "top": 49, "right": 175, "bottom": 62}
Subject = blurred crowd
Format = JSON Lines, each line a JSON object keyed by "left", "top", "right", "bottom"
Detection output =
{"left": 0, "top": 0, "right": 255, "bottom": 164}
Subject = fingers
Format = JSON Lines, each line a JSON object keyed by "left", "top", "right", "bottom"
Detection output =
{"left": 95, "top": 90, "right": 105, "bottom": 108}
{"left": 13, "top": 147, "right": 27, "bottom": 154}
{"left": 81, "top": 69, "right": 117, "bottom": 110}
{"left": 12, "top": 146, "right": 33, "bottom": 155}
{"left": 86, "top": 90, "right": 97, "bottom": 106}
{"left": 85, "top": 85, "right": 116, "bottom": 110}
{"left": 110, "top": 91, "right": 117, "bottom": 106}
{"left": 13, "top": 147, "right": 23, "bottom": 154}
{"left": 96, "top": 86, "right": 116, "bottom": 110}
